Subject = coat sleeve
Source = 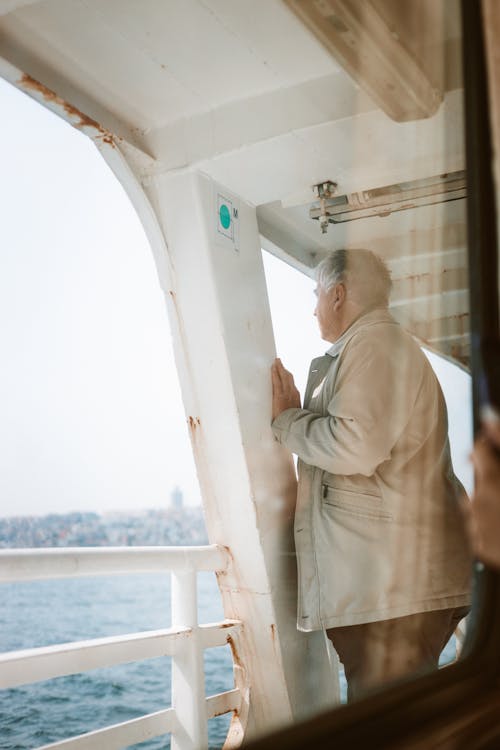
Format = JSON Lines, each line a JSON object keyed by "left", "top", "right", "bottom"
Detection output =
{"left": 271, "top": 334, "right": 423, "bottom": 476}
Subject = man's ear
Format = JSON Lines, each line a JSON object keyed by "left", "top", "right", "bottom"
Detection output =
{"left": 333, "top": 282, "right": 346, "bottom": 308}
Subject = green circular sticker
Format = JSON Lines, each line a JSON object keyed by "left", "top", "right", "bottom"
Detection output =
{"left": 219, "top": 203, "right": 231, "bottom": 229}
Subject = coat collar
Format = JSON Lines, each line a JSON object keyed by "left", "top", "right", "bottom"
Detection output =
{"left": 325, "top": 307, "right": 397, "bottom": 358}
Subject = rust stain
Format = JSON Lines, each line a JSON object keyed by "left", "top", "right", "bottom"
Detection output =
{"left": 188, "top": 416, "right": 201, "bottom": 431}
{"left": 270, "top": 624, "right": 276, "bottom": 642}
{"left": 62, "top": 101, "right": 102, "bottom": 132}
{"left": 19, "top": 74, "right": 116, "bottom": 147}
{"left": 215, "top": 545, "right": 234, "bottom": 579}
{"left": 20, "top": 74, "right": 63, "bottom": 104}
{"left": 213, "top": 706, "right": 239, "bottom": 718}
{"left": 216, "top": 571, "right": 226, "bottom": 585}
{"left": 226, "top": 635, "right": 244, "bottom": 670}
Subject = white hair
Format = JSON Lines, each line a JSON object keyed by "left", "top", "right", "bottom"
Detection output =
{"left": 315, "top": 248, "right": 392, "bottom": 308}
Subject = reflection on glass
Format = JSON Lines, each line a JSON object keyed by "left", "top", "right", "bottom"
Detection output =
{"left": 269, "top": 0, "right": 472, "bottom": 704}
{"left": 271, "top": 250, "right": 472, "bottom": 702}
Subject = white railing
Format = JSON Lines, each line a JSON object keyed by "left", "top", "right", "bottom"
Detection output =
{"left": 0, "top": 545, "right": 242, "bottom": 750}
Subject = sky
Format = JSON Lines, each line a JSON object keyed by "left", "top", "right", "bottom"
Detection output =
{"left": 0, "top": 77, "right": 473, "bottom": 517}
{"left": 0, "top": 77, "right": 326, "bottom": 517}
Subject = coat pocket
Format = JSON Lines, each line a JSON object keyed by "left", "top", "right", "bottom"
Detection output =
{"left": 322, "top": 484, "right": 393, "bottom": 521}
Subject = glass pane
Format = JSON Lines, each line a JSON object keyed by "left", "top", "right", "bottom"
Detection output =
{"left": 0, "top": 0, "right": 477, "bottom": 745}
{"left": 263, "top": 0, "right": 472, "bottom": 706}
{"left": 265, "top": 253, "right": 473, "bottom": 703}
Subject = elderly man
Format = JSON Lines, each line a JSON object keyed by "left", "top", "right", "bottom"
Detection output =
{"left": 271, "top": 248, "right": 472, "bottom": 700}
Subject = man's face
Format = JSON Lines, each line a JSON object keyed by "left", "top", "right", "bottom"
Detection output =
{"left": 314, "top": 284, "right": 342, "bottom": 342}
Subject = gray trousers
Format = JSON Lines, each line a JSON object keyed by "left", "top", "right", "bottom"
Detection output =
{"left": 327, "top": 606, "right": 470, "bottom": 702}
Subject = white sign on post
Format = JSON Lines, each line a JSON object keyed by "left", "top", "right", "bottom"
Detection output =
{"left": 216, "top": 191, "right": 239, "bottom": 251}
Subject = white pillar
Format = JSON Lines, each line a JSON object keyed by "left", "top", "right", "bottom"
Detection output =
{"left": 171, "top": 569, "right": 207, "bottom": 750}
{"left": 139, "top": 169, "right": 336, "bottom": 740}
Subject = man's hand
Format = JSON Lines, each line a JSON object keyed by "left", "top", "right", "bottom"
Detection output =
{"left": 271, "top": 358, "right": 301, "bottom": 421}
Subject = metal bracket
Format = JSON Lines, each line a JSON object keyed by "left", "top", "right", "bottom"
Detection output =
{"left": 312, "top": 181, "right": 338, "bottom": 234}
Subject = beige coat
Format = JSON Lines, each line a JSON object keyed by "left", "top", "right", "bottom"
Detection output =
{"left": 272, "top": 309, "right": 472, "bottom": 631}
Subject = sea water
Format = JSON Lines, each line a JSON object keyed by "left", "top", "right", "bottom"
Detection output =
{"left": 0, "top": 574, "right": 458, "bottom": 749}
{"left": 0, "top": 573, "right": 233, "bottom": 750}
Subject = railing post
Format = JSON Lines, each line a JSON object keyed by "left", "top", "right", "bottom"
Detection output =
{"left": 171, "top": 569, "right": 207, "bottom": 750}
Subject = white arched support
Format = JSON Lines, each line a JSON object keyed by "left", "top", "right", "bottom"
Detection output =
{"left": 133, "top": 167, "right": 339, "bottom": 738}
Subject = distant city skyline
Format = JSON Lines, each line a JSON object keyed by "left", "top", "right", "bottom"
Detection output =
{"left": 0, "top": 505, "right": 208, "bottom": 548}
